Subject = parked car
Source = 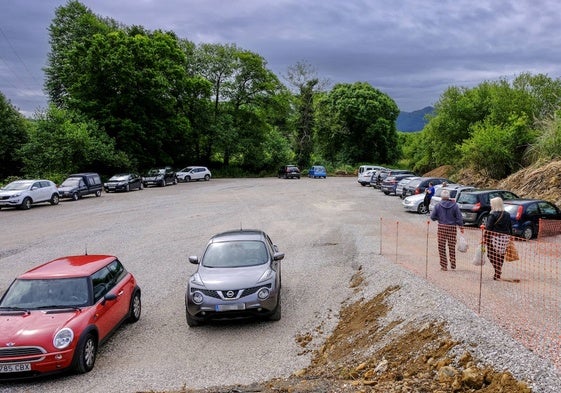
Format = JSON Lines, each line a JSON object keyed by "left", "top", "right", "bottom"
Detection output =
{"left": 0, "top": 254, "right": 141, "bottom": 378}
{"left": 371, "top": 169, "right": 416, "bottom": 188}
{"left": 58, "top": 173, "right": 102, "bottom": 201}
{"left": 185, "top": 229, "right": 284, "bottom": 326}
{"left": 357, "top": 165, "right": 386, "bottom": 185}
{"left": 396, "top": 176, "right": 420, "bottom": 198}
{"left": 0, "top": 179, "right": 59, "bottom": 210}
{"left": 380, "top": 174, "right": 417, "bottom": 195}
{"left": 402, "top": 184, "right": 443, "bottom": 214}
{"left": 278, "top": 165, "right": 301, "bottom": 179}
{"left": 142, "top": 167, "right": 177, "bottom": 187}
{"left": 401, "top": 177, "right": 450, "bottom": 197}
{"left": 504, "top": 199, "right": 561, "bottom": 239}
{"left": 308, "top": 165, "right": 327, "bottom": 178}
{"left": 176, "top": 166, "right": 212, "bottom": 182}
{"left": 456, "top": 189, "right": 520, "bottom": 227}
{"left": 428, "top": 185, "right": 476, "bottom": 213}
{"left": 103, "top": 173, "right": 143, "bottom": 192}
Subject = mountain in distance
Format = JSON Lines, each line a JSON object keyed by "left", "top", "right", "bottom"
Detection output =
{"left": 396, "top": 106, "right": 434, "bottom": 132}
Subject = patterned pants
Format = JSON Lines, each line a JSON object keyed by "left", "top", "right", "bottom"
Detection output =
{"left": 437, "top": 224, "right": 457, "bottom": 269}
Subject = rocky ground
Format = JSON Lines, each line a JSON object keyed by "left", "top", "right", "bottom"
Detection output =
{"left": 145, "top": 162, "right": 561, "bottom": 393}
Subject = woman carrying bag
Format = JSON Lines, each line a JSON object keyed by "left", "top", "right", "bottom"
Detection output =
{"left": 484, "top": 197, "right": 513, "bottom": 281}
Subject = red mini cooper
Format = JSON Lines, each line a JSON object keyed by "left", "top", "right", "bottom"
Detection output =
{"left": 0, "top": 255, "right": 141, "bottom": 379}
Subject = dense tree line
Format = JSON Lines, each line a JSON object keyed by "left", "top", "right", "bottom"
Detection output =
{"left": 2, "top": 1, "right": 561, "bottom": 184}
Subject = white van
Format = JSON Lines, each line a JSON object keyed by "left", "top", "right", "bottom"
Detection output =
{"left": 357, "top": 165, "right": 386, "bottom": 186}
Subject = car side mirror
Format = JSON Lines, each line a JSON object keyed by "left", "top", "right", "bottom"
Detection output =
{"left": 189, "top": 256, "right": 199, "bottom": 265}
{"left": 101, "top": 293, "right": 117, "bottom": 305}
{"left": 273, "top": 252, "right": 285, "bottom": 261}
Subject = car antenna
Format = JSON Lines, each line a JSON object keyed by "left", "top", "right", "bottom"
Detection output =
{"left": 84, "top": 243, "right": 88, "bottom": 255}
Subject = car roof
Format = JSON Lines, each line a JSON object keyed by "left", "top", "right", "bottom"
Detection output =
{"left": 19, "top": 255, "right": 117, "bottom": 279}
{"left": 209, "top": 229, "right": 267, "bottom": 243}
{"left": 504, "top": 198, "right": 547, "bottom": 205}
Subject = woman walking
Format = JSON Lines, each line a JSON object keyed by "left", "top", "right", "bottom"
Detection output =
{"left": 484, "top": 197, "right": 513, "bottom": 280}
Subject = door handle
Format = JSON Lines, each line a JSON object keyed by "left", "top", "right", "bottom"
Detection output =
{"left": 118, "top": 290, "right": 124, "bottom": 296}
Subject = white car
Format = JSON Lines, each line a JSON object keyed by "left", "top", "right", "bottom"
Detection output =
{"left": 402, "top": 185, "right": 443, "bottom": 214}
{"left": 428, "top": 185, "right": 475, "bottom": 213}
{"left": 176, "top": 166, "right": 212, "bottom": 182}
{"left": 0, "top": 179, "right": 60, "bottom": 210}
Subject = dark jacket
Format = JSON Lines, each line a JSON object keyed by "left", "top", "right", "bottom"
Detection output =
{"left": 485, "top": 211, "right": 512, "bottom": 235}
{"left": 430, "top": 200, "right": 464, "bottom": 226}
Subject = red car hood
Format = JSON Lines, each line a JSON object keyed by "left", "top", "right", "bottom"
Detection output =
{"left": 0, "top": 309, "right": 81, "bottom": 345}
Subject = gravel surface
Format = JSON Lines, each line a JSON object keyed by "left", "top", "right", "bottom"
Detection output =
{"left": 0, "top": 177, "right": 559, "bottom": 392}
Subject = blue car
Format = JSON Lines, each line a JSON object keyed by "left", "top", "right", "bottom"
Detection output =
{"left": 308, "top": 165, "right": 327, "bottom": 178}
{"left": 504, "top": 199, "right": 561, "bottom": 240}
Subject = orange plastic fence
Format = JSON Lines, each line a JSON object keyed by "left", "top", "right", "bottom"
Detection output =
{"left": 379, "top": 217, "right": 561, "bottom": 370}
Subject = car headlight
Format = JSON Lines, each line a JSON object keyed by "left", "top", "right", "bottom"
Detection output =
{"left": 118, "top": 182, "right": 126, "bottom": 186}
{"left": 53, "top": 327, "right": 74, "bottom": 349}
{"left": 257, "top": 268, "right": 274, "bottom": 283}
{"left": 11, "top": 193, "right": 21, "bottom": 198}
{"left": 190, "top": 273, "right": 204, "bottom": 287}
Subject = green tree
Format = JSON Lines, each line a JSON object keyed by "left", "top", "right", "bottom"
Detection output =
{"left": 316, "top": 82, "right": 399, "bottom": 165}
{"left": 0, "top": 92, "right": 29, "bottom": 179}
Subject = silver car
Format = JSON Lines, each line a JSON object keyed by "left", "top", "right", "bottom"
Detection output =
{"left": 0, "top": 179, "right": 59, "bottom": 210}
{"left": 185, "top": 229, "right": 284, "bottom": 326}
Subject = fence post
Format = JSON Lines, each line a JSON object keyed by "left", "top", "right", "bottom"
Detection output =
{"left": 477, "top": 225, "right": 486, "bottom": 314}
{"left": 395, "top": 221, "right": 399, "bottom": 264}
{"left": 379, "top": 217, "right": 383, "bottom": 255}
{"left": 425, "top": 220, "right": 430, "bottom": 279}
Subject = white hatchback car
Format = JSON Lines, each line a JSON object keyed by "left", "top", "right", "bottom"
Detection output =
{"left": 176, "top": 166, "right": 212, "bottom": 182}
{"left": 0, "top": 179, "right": 60, "bottom": 210}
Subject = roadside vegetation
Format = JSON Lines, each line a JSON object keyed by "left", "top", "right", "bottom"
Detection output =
{"left": 2, "top": 0, "right": 561, "bottom": 187}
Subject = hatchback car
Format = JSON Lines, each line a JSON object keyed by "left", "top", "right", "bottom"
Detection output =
{"left": 380, "top": 174, "right": 416, "bottom": 195}
{"left": 308, "top": 165, "right": 327, "bottom": 178}
{"left": 278, "top": 165, "right": 301, "bottom": 179}
{"left": 371, "top": 169, "right": 416, "bottom": 189}
{"left": 504, "top": 199, "right": 561, "bottom": 239}
{"left": 0, "top": 255, "right": 141, "bottom": 379}
{"left": 0, "top": 179, "right": 59, "bottom": 210}
{"left": 143, "top": 167, "right": 177, "bottom": 187}
{"left": 185, "top": 229, "right": 284, "bottom": 326}
{"left": 456, "top": 189, "right": 520, "bottom": 227}
{"left": 176, "top": 166, "right": 212, "bottom": 182}
{"left": 396, "top": 176, "right": 420, "bottom": 198}
{"left": 401, "top": 177, "right": 450, "bottom": 197}
{"left": 103, "top": 173, "right": 143, "bottom": 192}
{"left": 428, "top": 185, "right": 475, "bottom": 213}
{"left": 402, "top": 185, "right": 443, "bottom": 214}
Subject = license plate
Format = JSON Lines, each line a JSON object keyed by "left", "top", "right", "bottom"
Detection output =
{"left": 216, "top": 303, "right": 245, "bottom": 312}
{"left": 0, "top": 363, "right": 31, "bottom": 373}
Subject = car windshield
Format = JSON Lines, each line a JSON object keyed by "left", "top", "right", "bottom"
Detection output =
{"left": 60, "top": 178, "right": 80, "bottom": 187}
{"left": 2, "top": 181, "right": 33, "bottom": 191}
{"left": 148, "top": 169, "right": 164, "bottom": 175}
{"left": 0, "top": 278, "right": 90, "bottom": 309}
{"left": 109, "top": 175, "right": 128, "bottom": 181}
{"left": 203, "top": 241, "right": 268, "bottom": 268}
{"left": 180, "top": 167, "right": 194, "bottom": 172}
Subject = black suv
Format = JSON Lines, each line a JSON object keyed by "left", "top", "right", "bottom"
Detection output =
{"left": 456, "top": 189, "right": 519, "bottom": 226}
{"left": 142, "top": 167, "right": 177, "bottom": 187}
{"left": 278, "top": 165, "right": 301, "bottom": 179}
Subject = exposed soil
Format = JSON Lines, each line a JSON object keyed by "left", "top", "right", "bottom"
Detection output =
{"left": 145, "top": 163, "right": 561, "bottom": 393}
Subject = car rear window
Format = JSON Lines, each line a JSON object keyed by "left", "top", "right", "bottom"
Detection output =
{"left": 456, "top": 193, "right": 478, "bottom": 204}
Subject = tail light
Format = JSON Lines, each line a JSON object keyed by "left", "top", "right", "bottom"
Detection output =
{"left": 415, "top": 188, "right": 421, "bottom": 194}
{"left": 472, "top": 202, "right": 481, "bottom": 212}
{"left": 516, "top": 205, "right": 523, "bottom": 221}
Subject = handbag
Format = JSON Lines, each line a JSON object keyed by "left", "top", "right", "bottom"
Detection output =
{"left": 457, "top": 235, "right": 468, "bottom": 253}
{"left": 505, "top": 239, "right": 519, "bottom": 262}
{"left": 472, "top": 244, "right": 486, "bottom": 266}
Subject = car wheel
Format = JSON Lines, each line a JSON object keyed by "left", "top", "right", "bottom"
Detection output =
{"left": 186, "top": 310, "right": 201, "bottom": 327}
{"left": 383, "top": 191, "right": 390, "bottom": 195}
{"left": 185, "top": 176, "right": 191, "bottom": 182}
{"left": 159, "top": 180, "right": 165, "bottom": 187}
{"left": 72, "top": 333, "right": 97, "bottom": 374}
{"left": 128, "top": 291, "right": 141, "bottom": 323}
{"left": 417, "top": 203, "right": 428, "bottom": 214}
{"left": 125, "top": 184, "right": 130, "bottom": 192}
{"left": 20, "top": 197, "right": 32, "bottom": 210}
{"left": 269, "top": 297, "right": 282, "bottom": 321}
{"left": 204, "top": 174, "right": 210, "bottom": 181}
{"left": 173, "top": 177, "right": 178, "bottom": 185}
{"left": 139, "top": 182, "right": 144, "bottom": 190}
{"left": 523, "top": 226, "right": 534, "bottom": 240}
{"left": 50, "top": 194, "right": 60, "bottom": 205}
{"left": 95, "top": 190, "right": 101, "bottom": 197}
{"left": 72, "top": 192, "right": 79, "bottom": 201}
{"left": 478, "top": 213, "right": 489, "bottom": 227}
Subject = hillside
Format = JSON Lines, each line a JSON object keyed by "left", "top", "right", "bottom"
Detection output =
{"left": 396, "top": 106, "right": 434, "bottom": 132}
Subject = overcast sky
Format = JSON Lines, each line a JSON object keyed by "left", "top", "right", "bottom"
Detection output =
{"left": 2, "top": 0, "right": 560, "bottom": 117}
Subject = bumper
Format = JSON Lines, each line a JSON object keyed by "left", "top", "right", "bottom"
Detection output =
{"left": 460, "top": 211, "right": 478, "bottom": 225}
{"left": 0, "top": 198, "right": 21, "bottom": 207}
{"left": 0, "top": 348, "right": 74, "bottom": 380}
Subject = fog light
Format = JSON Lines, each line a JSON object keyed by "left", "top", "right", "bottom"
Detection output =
{"left": 55, "top": 354, "right": 63, "bottom": 360}
{"left": 257, "top": 288, "right": 270, "bottom": 300}
{"left": 192, "top": 291, "right": 204, "bottom": 304}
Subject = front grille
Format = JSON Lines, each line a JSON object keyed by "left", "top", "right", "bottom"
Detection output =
{"left": 194, "top": 284, "right": 273, "bottom": 300}
{"left": 0, "top": 346, "right": 46, "bottom": 363}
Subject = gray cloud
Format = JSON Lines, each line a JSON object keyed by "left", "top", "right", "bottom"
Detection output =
{"left": 1, "top": 0, "right": 561, "bottom": 117}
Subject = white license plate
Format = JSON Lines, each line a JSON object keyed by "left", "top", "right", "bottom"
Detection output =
{"left": 0, "top": 363, "right": 31, "bottom": 373}
{"left": 216, "top": 303, "right": 245, "bottom": 312}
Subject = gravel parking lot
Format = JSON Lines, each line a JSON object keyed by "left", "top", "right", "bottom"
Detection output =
{"left": 0, "top": 176, "right": 405, "bottom": 392}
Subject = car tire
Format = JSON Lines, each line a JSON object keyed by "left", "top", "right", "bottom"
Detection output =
{"left": 128, "top": 291, "right": 141, "bottom": 323}
{"left": 159, "top": 180, "right": 165, "bottom": 187}
{"left": 72, "top": 192, "right": 79, "bottom": 201}
{"left": 204, "top": 174, "right": 210, "bottom": 181}
{"left": 125, "top": 184, "right": 130, "bottom": 192}
{"left": 95, "top": 190, "right": 101, "bottom": 197}
{"left": 523, "top": 226, "right": 534, "bottom": 240}
{"left": 139, "top": 182, "right": 144, "bottom": 190}
{"left": 173, "top": 177, "right": 178, "bottom": 185}
{"left": 417, "top": 204, "right": 428, "bottom": 214}
{"left": 184, "top": 176, "right": 191, "bottom": 182}
{"left": 50, "top": 194, "right": 60, "bottom": 205}
{"left": 269, "top": 297, "right": 282, "bottom": 321}
{"left": 72, "top": 332, "right": 97, "bottom": 374}
{"left": 186, "top": 310, "right": 201, "bottom": 327}
{"left": 478, "top": 213, "right": 489, "bottom": 227}
{"left": 383, "top": 191, "right": 390, "bottom": 195}
{"left": 20, "top": 197, "right": 32, "bottom": 210}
